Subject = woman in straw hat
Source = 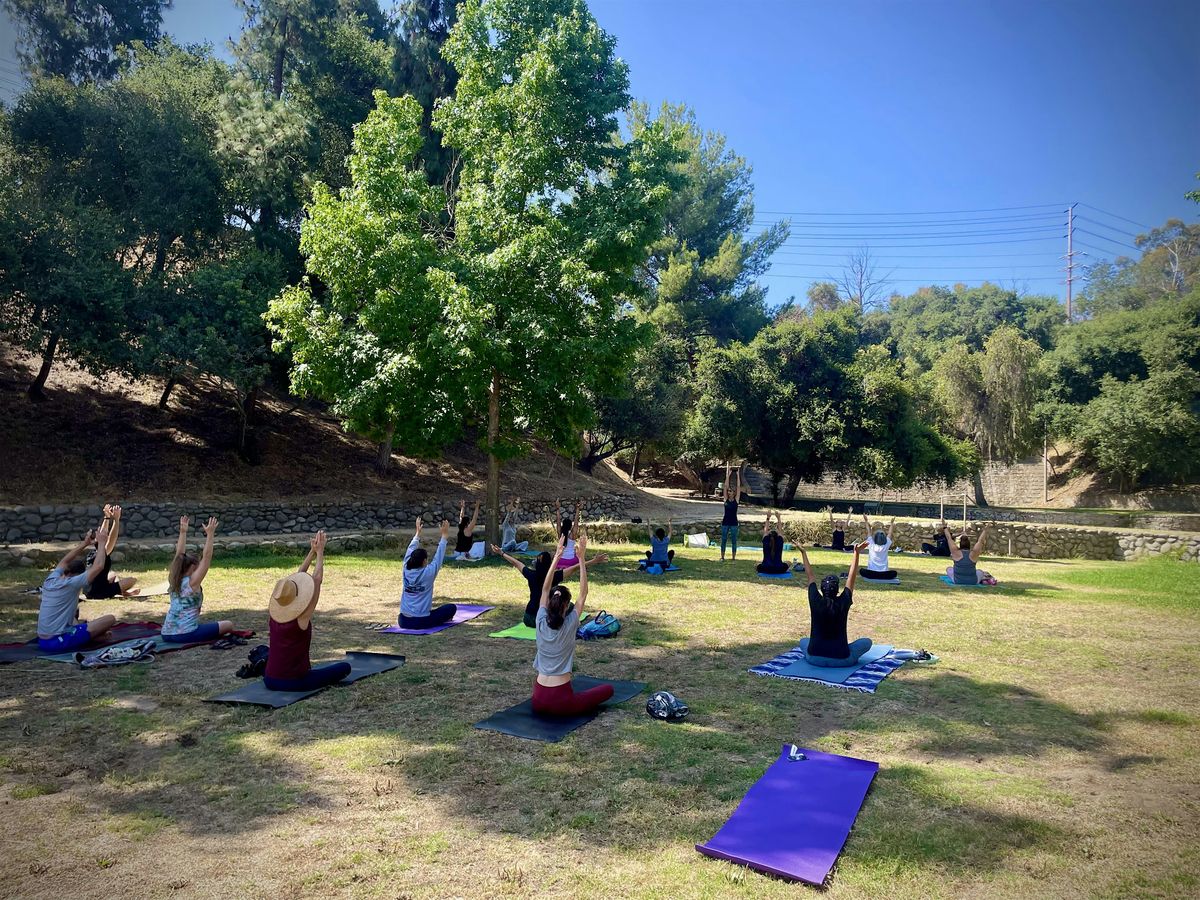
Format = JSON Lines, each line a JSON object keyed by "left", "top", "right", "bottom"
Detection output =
{"left": 400, "top": 517, "right": 457, "bottom": 628}
{"left": 264, "top": 531, "right": 351, "bottom": 691}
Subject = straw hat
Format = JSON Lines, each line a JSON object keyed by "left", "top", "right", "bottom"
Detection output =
{"left": 269, "top": 571, "right": 316, "bottom": 623}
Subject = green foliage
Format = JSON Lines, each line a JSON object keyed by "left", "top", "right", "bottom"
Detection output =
{"left": 1080, "top": 220, "right": 1200, "bottom": 316}
{"left": 886, "top": 283, "right": 1062, "bottom": 375}
{"left": 1073, "top": 369, "right": 1200, "bottom": 491}
{"left": 390, "top": 0, "right": 460, "bottom": 187}
{"left": 930, "top": 326, "right": 1045, "bottom": 465}
{"left": 684, "top": 308, "right": 969, "bottom": 500}
{"left": 630, "top": 102, "right": 787, "bottom": 362}
{"left": 2, "top": 0, "right": 169, "bottom": 84}
{"left": 265, "top": 93, "right": 461, "bottom": 455}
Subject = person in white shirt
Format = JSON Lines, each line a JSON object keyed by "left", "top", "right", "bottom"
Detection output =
{"left": 859, "top": 515, "right": 898, "bottom": 581}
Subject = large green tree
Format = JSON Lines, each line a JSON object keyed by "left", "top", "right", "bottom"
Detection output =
{"left": 432, "top": 0, "right": 684, "bottom": 545}
{"left": 2, "top": 0, "right": 170, "bottom": 83}
{"left": 630, "top": 102, "right": 787, "bottom": 368}
{"left": 684, "top": 308, "right": 969, "bottom": 503}
{"left": 929, "top": 325, "right": 1046, "bottom": 505}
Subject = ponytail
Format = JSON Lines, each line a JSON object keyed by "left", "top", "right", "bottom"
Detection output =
{"left": 546, "top": 584, "right": 572, "bottom": 630}
{"left": 169, "top": 553, "right": 196, "bottom": 594}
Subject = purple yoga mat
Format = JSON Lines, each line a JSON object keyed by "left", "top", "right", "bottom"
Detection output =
{"left": 696, "top": 744, "right": 878, "bottom": 885}
{"left": 378, "top": 604, "right": 493, "bottom": 635}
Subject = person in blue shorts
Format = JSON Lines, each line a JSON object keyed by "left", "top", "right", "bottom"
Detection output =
{"left": 795, "top": 543, "right": 874, "bottom": 667}
{"left": 162, "top": 515, "right": 236, "bottom": 643}
{"left": 36, "top": 521, "right": 118, "bottom": 653}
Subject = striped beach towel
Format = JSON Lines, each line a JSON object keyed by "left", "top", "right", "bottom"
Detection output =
{"left": 749, "top": 646, "right": 910, "bottom": 694}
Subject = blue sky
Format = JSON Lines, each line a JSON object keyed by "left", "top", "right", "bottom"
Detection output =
{"left": 2, "top": 0, "right": 1197, "bottom": 305}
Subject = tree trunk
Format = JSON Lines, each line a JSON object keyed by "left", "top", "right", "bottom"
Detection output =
{"left": 972, "top": 468, "right": 989, "bottom": 507}
{"left": 630, "top": 443, "right": 641, "bottom": 484}
{"left": 238, "top": 386, "right": 261, "bottom": 464}
{"left": 28, "top": 330, "right": 60, "bottom": 401}
{"left": 376, "top": 422, "right": 396, "bottom": 473}
{"left": 158, "top": 376, "right": 177, "bottom": 410}
{"left": 271, "top": 17, "right": 288, "bottom": 99}
{"left": 782, "top": 473, "right": 800, "bottom": 505}
{"left": 485, "top": 370, "right": 502, "bottom": 551}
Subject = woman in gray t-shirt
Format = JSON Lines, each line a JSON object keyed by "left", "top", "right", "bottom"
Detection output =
{"left": 531, "top": 529, "right": 614, "bottom": 716}
{"left": 944, "top": 524, "right": 993, "bottom": 584}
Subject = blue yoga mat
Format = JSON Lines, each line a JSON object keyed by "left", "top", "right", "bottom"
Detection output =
{"left": 640, "top": 565, "right": 680, "bottom": 574}
{"left": 758, "top": 570, "right": 793, "bottom": 579}
{"left": 697, "top": 744, "right": 879, "bottom": 885}
{"left": 775, "top": 644, "right": 894, "bottom": 684}
{"left": 938, "top": 575, "right": 993, "bottom": 588}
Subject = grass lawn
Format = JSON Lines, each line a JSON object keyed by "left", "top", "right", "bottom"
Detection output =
{"left": 1, "top": 543, "right": 1198, "bottom": 899}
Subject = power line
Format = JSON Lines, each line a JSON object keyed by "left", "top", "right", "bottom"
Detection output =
{"left": 773, "top": 236, "right": 1064, "bottom": 248}
{"left": 776, "top": 227, "right": 1064, "bottom": 242}
{"left": 1075, "top": 228, "right": 1139, "bottom": 252}
{"left": 771, "top": 261, "right": 1062, "bottom": 271}
{"left": 772, "top": 249, "right": 1057, "bottom": 259}
{"left": 755, "top": 202, "right": 1066, "bottom": 217}
{"left": 764, "top": 273, "right": 1062, "bottom": 283}
{"left": 1077, "top": 202, "right": 1152, "bottom": 232}
{"left": 1074, "top": 215, "right": 1142, "bottom": 241}
{"left": 751, "top": 212, "right": 1063, "bottom": 228}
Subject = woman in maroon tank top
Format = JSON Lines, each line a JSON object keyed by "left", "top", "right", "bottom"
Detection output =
{"left": 264, "top": 531, "right": 351, "bottom": 691}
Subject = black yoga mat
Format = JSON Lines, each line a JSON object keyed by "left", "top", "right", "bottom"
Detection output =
{"left": 473, "top": 676, "right": 647, "bottom": 742}
{"left": 0, "top": 621, "right": 161, "bottom": 665}
{"left": 205, "top": 651, "right": 405, "bottom": 708}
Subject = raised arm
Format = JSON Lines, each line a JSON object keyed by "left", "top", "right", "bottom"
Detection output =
{"left": 56, "top": 530, "right": 96, "bottom": 573}
{"left": 428, "top": 520, "right": 450, "bottom": 577}
{"left": 722, "top": 463, "right": 731, "bottom": 501}
{"left": 174, "top": 515, "right": 189, "bottom": 558}
{"left": 83, "top": 522, "right": 110, "bottom": 584}
{"left": 298, "top": 541, "right": 317, "bottom": 574}
{"left": 843, "top": 506, "right": 854, "bottom": 529}
{"left": 489, "top": 544, "right": 526, "bottom": 571}
{"left": 762, "top": 513, "right": 772, "bottom": 537}
{"left": 299, "top": 531, "right": 326, "bottom": 626}
{"left": 105, "top": 505, "right": 121, "bottom": 553}
{"left": 798, "top": 547, "right": 815, "bottom": 586}
{"left": 886, "top": 516, "right": 895, "bottom": 542}
{"left": 575, "top": 531, "right": 589, "bottom": 618}
{"left": 971, "top": 525, "right": 990, "bottom": 561}
{"left": 404, "top": 518, "right": 422, "bottom": 564}
{"left": 846, "top": 540, "right": 867, "bottom": 592}
{"left": 560, "top": 552, "right": 608, "bottom": 578}
{"left": 667, "top": 516, "right": 673, "bottom": 540}
{"left": 189, "top": 517, "right": 218, "bottom": 588}
{"left": 861, "top": 511, "right": 872, "bottom": 535}
{"left": 468, "top": 500, "right": 480, "bottom": 532}
{"left": 541, "top": 534, "right": 566, "bottom": 606}
{"left": 736, "top": 464, "right": 746, "bottom": 501}
{"left": 572, "top": 501, "right": 582, "bottom": 537}
{"left": 943, "top": 525, "right": 964, "bottom": 561}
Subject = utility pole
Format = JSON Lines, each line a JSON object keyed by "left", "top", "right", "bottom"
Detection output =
{"left": 1065, "top": 203, "right": 1077, "bottom": 322}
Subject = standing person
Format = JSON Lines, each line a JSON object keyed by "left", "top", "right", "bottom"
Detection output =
{"left": 554, "top": 498, "right": 582, "bottom": 569}
{"left": 83, "top": 505, "right": 139, "bottom": 599}
{"left": 453, "top": 499, "right": 481, "bottom": 560}
{"left": 264, "top": 530, "right": 352, "bottom": 691}
{"left": 859, "top": 515, "right": 898, "bottom": 581}
{"left": 491, "top": 545, "right": 610, "bottom": 628}
{"left": 530, "top": 532, "right": 614, "bottom": 716}
{"left": 36, "top": 523, "right": 117, "bottom": 652}
{"left": 163, "top": 516, "right": 235, "bottom": 643}
{"left": 400, "top": 517, "right": 457, "bottom": 628}
{"left": 827, "top": 506, "right": 854, "bottom": 551}
{"left": 944, "top": 523, "right": 994, "bottom": 585}
{"left": 796, "top": 543, "right": 874, "bottom": 667}
{"left": 757, "top": 510, "right": 790, "bottom": 575}
{"left": 921, "top": 520, "right": 952, "bottom": 557}
{"left": 645, "top": 516, "right": 675, "bottom": 568}
{"left": 720, "top": 462, "right": 746, "bottom": 561}
{"left": 500, "top": 497, "right": 528, "bottom": 553}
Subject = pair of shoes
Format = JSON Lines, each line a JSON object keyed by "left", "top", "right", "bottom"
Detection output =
{"left": 365, "top": 622, "right": 392, "bottom": 631}
{"left": 211, "top": 636, "right": 248, "bottom": 650}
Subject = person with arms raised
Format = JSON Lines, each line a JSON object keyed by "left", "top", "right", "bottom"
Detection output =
{"left": 163, "top": 516, "right": 235, "bottom": 643}
{"left": 36, "top": 521, "right": 117, "bottom": 652}
{"left": 795, "top": 543, "right": 874, "bottom": 667}
{"left": 400, "top": 517, "right": 457, "bottom": 628}
{"left": 530, "top": 531, "right": 614, "bottom": 716}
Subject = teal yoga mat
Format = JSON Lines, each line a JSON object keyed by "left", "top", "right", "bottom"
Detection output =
{"left": 938, "top": 575, "right": 993, "bottom": 588}
{"left": 775, "top": 644, "right": 894, "bottom": 684}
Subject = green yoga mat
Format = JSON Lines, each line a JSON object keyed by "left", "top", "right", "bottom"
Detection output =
{"left": 489, "top": 622, "right": 537, "bottom": 640}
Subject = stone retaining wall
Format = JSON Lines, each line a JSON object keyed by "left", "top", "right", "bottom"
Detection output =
{"left": 4, "top": 516, "right": 1195, "bottom": 570}
{"left": 0, "top": 495, "right": 633, "bottom": 545}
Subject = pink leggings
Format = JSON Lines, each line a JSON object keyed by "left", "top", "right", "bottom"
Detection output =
{"left": 531, "top": 679, "right": 614, "bottom": 716}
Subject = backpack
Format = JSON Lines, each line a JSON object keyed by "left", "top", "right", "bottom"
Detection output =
{"left": 576, "top": 610, "right": 620, "bottom": 640}
{"left": 75, "top": 639, "right": 157, "bottom": 669}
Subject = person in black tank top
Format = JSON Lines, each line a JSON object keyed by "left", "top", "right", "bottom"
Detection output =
{"left": 796, "top": 544, "right": 873, "bottom": 667}
{"left": 453, "top": 499, "right": 480, "bottom": 560}
{"left": 756, "top": 510, "right": 790, "bottom": 574}
{"left": 720, "top": 462, "right": 746, "bottom": 561}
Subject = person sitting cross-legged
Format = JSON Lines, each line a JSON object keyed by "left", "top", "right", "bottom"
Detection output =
{"left": 644, "top": 516, "right": 675, "bottom": 569}
{"left": 491, "top": 545, "right": 610, "bottom": 629}
{"left": 399, "top": 517, "right": 457, "bottom": 628}
{"left": 163, "top": 516, "right": 235, "bottom": 643}
{"left": 756, "top": 510, "right": 790, "bottom": 575}
{"left": 36, "top": 522, "right": 117, "bottom": 653}
{"left": 858, "top": 515, "right": 898, "bottom": 580}
{"left": 84, "top": 504, "right": 139, "bottom": 599}
{"left": 795, "top": 544, "right": 874, "bottom": 667}
{"left": 530, "top": 531, "right": 614, "bottom": 716}
{"left": 945, "top": 523, "right": 993, "bottom": 585}
{"left": 264, "top": 530, "right": 352, "bottom": 691}
{"left": 500, "top": 497, "right": 528, "bottom": 553}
